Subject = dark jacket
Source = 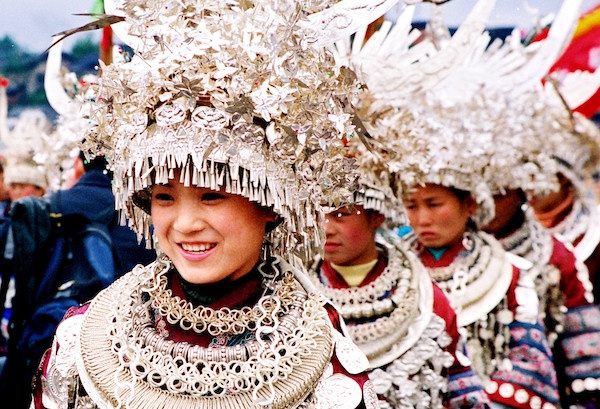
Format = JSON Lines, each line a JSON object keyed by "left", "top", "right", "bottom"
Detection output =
{"left": 54, "top": 169, "right": 155, "bottom": 275}
{"left": 0, "top": 169, "right": 155, "bottom": 409}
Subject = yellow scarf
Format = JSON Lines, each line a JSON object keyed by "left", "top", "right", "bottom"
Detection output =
{"left": 331, "top": 259, "right": 378, "bottom": 287}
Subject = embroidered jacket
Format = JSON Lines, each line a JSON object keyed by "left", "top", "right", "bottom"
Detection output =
{"left": 311, "top": 243, "right": 490, "bottom": 408}
{"left": 498, "top": 215, "right": 600, "bottom": 407}
{"left": 410, "top": 231, "right": 560, "bottom": 409}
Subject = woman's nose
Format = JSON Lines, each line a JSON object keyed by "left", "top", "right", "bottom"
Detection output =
{"left": 173, "top": 204, "right": 207, "bottom": 233}
{"left": 411, "top": 209, "right": 431, "bottom": 226}
{"left": 417, "top": 211, "right": 432, "bottom": 225}
{"left": 324, "top": 216, "right": 336, "bottom": 235}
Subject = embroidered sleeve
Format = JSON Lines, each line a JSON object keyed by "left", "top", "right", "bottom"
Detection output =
{"left": 559, "top": 304, "right": 600, "bottom": 407}
{"left": 36, "top": 313, "right": 86, "bottom": 409}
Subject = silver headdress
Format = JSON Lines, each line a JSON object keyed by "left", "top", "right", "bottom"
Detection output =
{"left": 0, "top": 106, "right": 54, "bottom": 192}
{"left": 535, "top": 83, "right": 600, "bottom": 197}
{"left": 81, "top": 0, "right": 422, "bottom": 264}
{"left": 439, "top": 0, "right": 595, "bottom": 199}
{"left": 388, "top": 0, "right": 589, "bottom": 225}
{"left": 43, "top": 38, "right": 104, "bottom": 189}
{"left": 333, "top": 0, "right": 498, "bottom": 226}
{"left": 327, "top": 0, "right": 498, "bottom": 226}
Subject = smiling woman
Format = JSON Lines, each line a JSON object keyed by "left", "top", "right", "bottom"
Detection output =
{"left": 27, "top": 0, "right": 403, "bottom": 408}
{"left": 149, "top": 174, "right": 277, "bottom": 285}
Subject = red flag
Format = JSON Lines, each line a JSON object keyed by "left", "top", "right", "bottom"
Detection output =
{"left": 549, "top": 4, "right": 600, "bottom": 117}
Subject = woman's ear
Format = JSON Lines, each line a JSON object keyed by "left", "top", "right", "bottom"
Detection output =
{"left": 464, "top": 195, "right": 477, "bottom": 218}
{"left": 74, "top": 156, "right": 86, "bottom": 178}
{"left": 264, "top": 208, "right": 278, "bottom": 224}
{"left": 264, "top": 208, "right": 282, "bottom": 233}
{"left": 369, "top": 211, "right": 386, "bottom": 230}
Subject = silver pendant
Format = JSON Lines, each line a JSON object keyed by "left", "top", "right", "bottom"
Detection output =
{"left": 362, "top": 380, "right": 380, "bottom": 409}
{"left": 334, "top": 331, "right": 370, "bottom": 374}
{"left": 313, "top": 373, "right": 363, "bottom": 409}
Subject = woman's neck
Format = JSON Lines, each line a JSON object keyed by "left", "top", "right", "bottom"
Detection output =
{"left": 493, "top": 207, "right": 525, "bottom": 239}
{"left": 330, "top": 258, "right": 379, "bottom": 287}
{"left": 425, "top": 247, "right": 447, "bottom": 261}
{"left": 177, "top": 266, "right": 261, "bottom": 307}
{"left": 534, "top": 189, "right": 574, "bottom": 228}
{"left": 419, "top": 235, "right": 467, "bottom": 267}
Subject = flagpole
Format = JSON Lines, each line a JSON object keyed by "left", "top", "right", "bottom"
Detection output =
{"left": 98, "top": 0, "right": 113, "bottom": 65}
{"left": 100, "top": 26, "right": 113, "bottom": 65}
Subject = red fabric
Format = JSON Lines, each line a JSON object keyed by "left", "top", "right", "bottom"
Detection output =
{"left": 431, "top": 282, "right": 464, "bottom": 374}
{"left": 570, "top": 221, "right": 600, "bottom": 304}
{"left": 417, "top": 241, "right": 465, "bottom": 269}
{"left": 550, "top": 237, "right": 591, "bottom": 308}
{"left": 323, "top": 302, "right": 371, "bottom": 398}
{"left": 575, "top": 88, "right": 600, "bottom": 118}
{"left": 322, "top": 268, "right": 372, "bottom": 396}
{"left": 165, "top": 271, "right": 263, "bottom": 345}
{"left": 550, "top": 5, "right": 600, "bottom": 73}
{"left": 505, "top": 267, "right": 521, "bottom": 313}
{"left": 487, "top": 380, "right": 556, "bottom": 409}
{"left": 31, "top": 349, "right": 50, "bottom": 409}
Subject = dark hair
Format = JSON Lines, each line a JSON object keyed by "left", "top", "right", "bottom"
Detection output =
{"left": 78, "top": 150, "right": 109, "bottom": 173}
{"left": 449, "top": 187, "right": 472, "bottom": 202}
{"left": 449, "top": 187, "right": 478, "bottom": 230}
{"left": 516, "top": 188, "right": 527, "bottom": 203}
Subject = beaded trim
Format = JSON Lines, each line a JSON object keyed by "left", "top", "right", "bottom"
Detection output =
{"left": 149, "top": 259, "right": 296, "bottom": 336}
{"left": 76, "top": 256, "right": 336, "bottom": 409}
{"left": 498, "top": 216, "right": 554, "bottom": 268}
{"left": 485, "top": 379, "right": 557, "bottom": 409}
{"left": 369, "top": 314, "right": 454, "bottom": 409}
{"left": 308, "top": 244, "right": 416, "bottom": 320}
{"left": 427, "top": 232, "right": 487, "bottom": 285}
{"left": 308, "top": 244, "right": 418, "bottom": 342}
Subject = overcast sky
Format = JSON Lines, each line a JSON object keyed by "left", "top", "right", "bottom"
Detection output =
{"left": 1, "top": 0, "right": 599, "bottom": 53}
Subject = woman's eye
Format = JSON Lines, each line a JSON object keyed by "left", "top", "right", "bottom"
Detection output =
{"left": 201, "top": 192, "right": 225, "bottom": 202}
{"left": 154, "top": 193, "right": 173, "bottom": 202}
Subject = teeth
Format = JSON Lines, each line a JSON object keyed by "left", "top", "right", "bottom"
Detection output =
{"left": 181, "top": 243, "right": 215, "bottom": 252}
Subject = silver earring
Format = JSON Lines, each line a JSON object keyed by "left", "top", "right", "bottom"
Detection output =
{"left": 462, "top": 233, "right": 474, "bottom": 251}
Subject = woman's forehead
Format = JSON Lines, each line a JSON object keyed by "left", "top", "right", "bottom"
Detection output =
{"left": 406, "top": 184, "right": 453, "bottom": 198}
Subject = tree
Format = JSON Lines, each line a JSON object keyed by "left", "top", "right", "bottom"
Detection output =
{"left": 71, "top": 37, "right": 99, "bottom": 60}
